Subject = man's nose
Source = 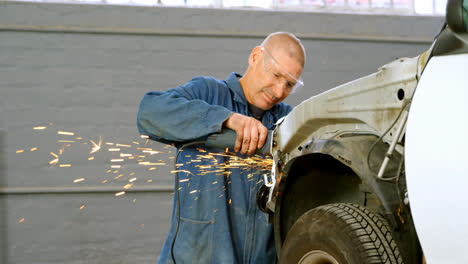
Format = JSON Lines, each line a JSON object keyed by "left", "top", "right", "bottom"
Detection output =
{"left": 272, "top": 81, "right": 287, "bottom": 99}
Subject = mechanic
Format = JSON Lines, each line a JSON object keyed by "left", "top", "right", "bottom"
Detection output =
{"left": 137, "top": 32, "right": 306, "bottom": 263}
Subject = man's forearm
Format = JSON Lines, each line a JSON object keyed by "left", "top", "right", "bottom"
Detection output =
{"left": 137, "top": 91, "right": 232, "bottom": 143}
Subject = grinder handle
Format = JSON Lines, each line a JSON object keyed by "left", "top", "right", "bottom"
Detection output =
{"left": 206, "top": 129, "right": 272, "bottom": 155}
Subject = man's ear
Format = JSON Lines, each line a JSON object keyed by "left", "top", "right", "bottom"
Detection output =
{"left": 248, "top": 46, "right": 263, "bottom": 67}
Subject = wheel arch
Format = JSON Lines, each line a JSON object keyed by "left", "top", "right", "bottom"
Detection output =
{"left": 273, "top": 152, "right": 365, "bottom": 252}
{"left": 273, "top": 135, "right": 403, "bottom": 254}
{"left": 272, "top": 135, "right": 422, "bottom": 263}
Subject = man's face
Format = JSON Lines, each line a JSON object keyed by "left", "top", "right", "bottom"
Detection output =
{"left": 248, "top": 47, "right": 303, "bottom": 110}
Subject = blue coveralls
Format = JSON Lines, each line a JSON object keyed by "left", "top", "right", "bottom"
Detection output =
{"left": 137, "top": 72, "right": 292, "bottom": 263}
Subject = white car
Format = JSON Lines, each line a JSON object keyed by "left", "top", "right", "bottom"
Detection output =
{"left": 258, "top": 0, "right": 468, "bottom": 263}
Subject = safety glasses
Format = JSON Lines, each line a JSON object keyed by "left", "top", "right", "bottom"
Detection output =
{"left": 261, "top": 47, "right": 304, "bottom": 93}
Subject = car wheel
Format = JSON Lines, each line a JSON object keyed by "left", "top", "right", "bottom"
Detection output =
{"left": 279, "top": 203, "right": 403, "bottom": 264}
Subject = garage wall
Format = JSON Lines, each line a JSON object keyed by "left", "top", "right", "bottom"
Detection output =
{"left": 0, "top": 1, "right": 443, "bottom": 263}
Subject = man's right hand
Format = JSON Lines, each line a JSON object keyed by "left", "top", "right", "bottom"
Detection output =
{"left": 223, "top": 113, "right": 268, "bottom": 155}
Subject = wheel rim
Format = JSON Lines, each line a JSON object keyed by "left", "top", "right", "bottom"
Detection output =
{"left": 298, "top": 250, "right": 340, "bottom": 264}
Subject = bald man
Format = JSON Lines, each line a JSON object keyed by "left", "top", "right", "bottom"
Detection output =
{"left": 137, "top": 32, "right": 306, "bottom": 263}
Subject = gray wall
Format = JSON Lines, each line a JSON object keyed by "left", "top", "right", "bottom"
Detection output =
{"left": 0, "top": 1, "right": 443, "bottom": 263}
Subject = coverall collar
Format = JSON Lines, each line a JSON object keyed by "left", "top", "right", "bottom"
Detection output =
{"left": 226, "top": 72, "right": 248, "bottom": 105}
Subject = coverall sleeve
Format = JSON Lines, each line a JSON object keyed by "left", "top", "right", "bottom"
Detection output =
{"left": 137, "top": 77, "right": 234, "bottom": 144}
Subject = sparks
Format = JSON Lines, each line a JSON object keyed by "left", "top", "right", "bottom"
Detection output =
{"left": 115, "top": 191, "right": 125, "bottom": 197}
{"left": 80, "top": 205, "right": 85, "bottom": 210}
{"left": 123, "top": 184, "right": 133, "bottom": 189}
{"left": 30, "top": 147, "right": 38, "bottom": 152}
{"left": 171, "top": 170, "right": 193, "bottom": 175}
{"left": 116, "top": 144, "right": 131, "bottom": 147}
{"left": 57, "top": 131, "right": 74, "bottom": 136}
{"left": 147, "top": 179, "right": 153, "bottom": 182}
{"left": 138, "top": 162, "right": 165, "bottom": 166}
{"left": 189, "top": 190, "right": 198, "bottom": 194}
{"left": 49, "top": 152, "right": 59, "bottom": 166}
{"left": 120, "top": 153, "right": 132, "bottom": 157}
{"left": 102, "top": 180, "right": 108, "bottom": 183}
{"left": 19, "top": 218, "right": 25, "bottom": 223}
{"left": 59, "top": 164, "right": 71, "bottom": 168}
{"left": 73, "top": 178, "right": 85, "bottom": 183}
{"left": 105, "top": 142, "right": 115, "bottom": 145}
{"left": 16, "top": 149, "right": 24, "bottom": 154}
{"left": 179, "top": 179, "right": 190, "bottom": 183}
{"left": 33, "top": 126, "right": 47, "bottom": 130}
{"left": 129, "top": 178, "right": 137, "bottom": 183}
{"left": 90, "top": 136, "right": 102, "bottom": 154}
{"left": 111, "top": 165, "right": 121, "bottom": 169}
{"left": 140, "top": 135, "right": 149, "bottom": 139}
{"left": 57, "top": 140, "right": 75, "bottom": 143}
{"left": 142, "top": 150, "right": 160, "bottom": 155}
{"left": 110, "top": 159, "right": 124, "bottom": 162}
{"left": 88, "top": 157, "right": 94, "bottom": 160}
{"left": 108, "top": 148, "right": 121, "bottom": 152}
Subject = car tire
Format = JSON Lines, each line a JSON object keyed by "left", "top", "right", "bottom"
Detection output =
{"left": 279, "top": 203, "right": 403, "bottom": 264}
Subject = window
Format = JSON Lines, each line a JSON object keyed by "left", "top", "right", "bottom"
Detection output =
{"left": 12, "top": 0, "right": 449, "bottom": 15}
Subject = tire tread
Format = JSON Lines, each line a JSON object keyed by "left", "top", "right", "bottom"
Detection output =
{"left": 320, "top": 203, "right": 403, "bottom": 264}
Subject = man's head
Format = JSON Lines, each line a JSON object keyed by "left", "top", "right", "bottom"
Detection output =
{"left": 239, "top": 32, "right": 306, "bottom": 110}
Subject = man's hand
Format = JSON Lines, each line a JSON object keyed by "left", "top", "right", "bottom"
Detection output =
{"left": 223, "top": 113, "right": 268, "bottom": 155}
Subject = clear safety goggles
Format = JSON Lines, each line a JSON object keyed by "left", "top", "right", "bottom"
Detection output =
{"left": 261, "top": 47, "right": 304, "bottom": 93}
